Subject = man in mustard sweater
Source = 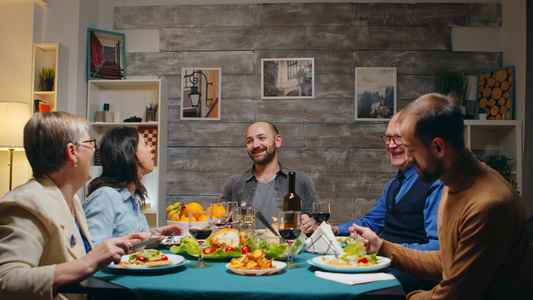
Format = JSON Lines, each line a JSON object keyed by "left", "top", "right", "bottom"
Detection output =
{"left": 351, "top": 93, "right": 533, "bottom": 299}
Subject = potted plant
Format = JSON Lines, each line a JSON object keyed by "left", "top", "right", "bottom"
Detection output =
{"left": 39, "top": 67, "right": 55, "bottom": 91}
{"left": 482, "top": 154, "right": 519, "bottom": 194}
{"left": 434, "top": 70, "right": 469, "bottom": 114}
{"left": 478, "top": 107, "right": 488, "bottom": 120}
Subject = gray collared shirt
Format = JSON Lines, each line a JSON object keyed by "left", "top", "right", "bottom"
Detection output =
{"left": 220, "top": 163, "right": 319, "bottom": 220}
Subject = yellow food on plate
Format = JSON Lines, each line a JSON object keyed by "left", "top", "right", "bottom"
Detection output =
{"left": 209, "top": 228, "right": 248, "bottom": 249}
{"left": 229, "top": 249, "right": 275, "bottom": 270}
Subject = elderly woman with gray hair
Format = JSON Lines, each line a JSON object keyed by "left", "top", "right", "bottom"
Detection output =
{"left": 0, "top": 112, "right": 149, "bottom": 300}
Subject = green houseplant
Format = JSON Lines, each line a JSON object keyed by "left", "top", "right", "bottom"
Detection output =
{"left": 482, "top": 154, "right": 519, "bottom": 194}
{"left": 434, "top": 70, "right": 469, "bottom": 108}
{"left": 39, "top": 67, "right": 55, "bottom": 91}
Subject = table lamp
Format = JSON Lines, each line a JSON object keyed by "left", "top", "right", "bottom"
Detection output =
{"left": 0, "top": 102, "right": 31, "bottom": 190}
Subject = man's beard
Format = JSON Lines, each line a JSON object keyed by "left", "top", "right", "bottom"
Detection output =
{"left": 415, "top": 158, "right": 445, "bottom": 183}
{"left": 249, "top": 146, "right": 276, "bottom": 165}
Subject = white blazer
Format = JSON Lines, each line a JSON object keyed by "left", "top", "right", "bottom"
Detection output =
{"left": 0, "top": 176, "right": 92, "bottom": 300}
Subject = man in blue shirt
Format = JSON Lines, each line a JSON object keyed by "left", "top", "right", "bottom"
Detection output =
{"left": 303, "top": 113, "right": 443, "bottom": 292}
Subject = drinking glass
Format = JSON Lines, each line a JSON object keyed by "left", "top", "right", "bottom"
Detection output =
{"left": 278, "top": 210, "right": 302, "bottom": 268}
{"left": 312, "top": 202, "right": 331, "bottom": 225}
{"left": 188, "top": 210, "right": 213, "bottom": 268}
{"left": 221, "top": 201, "right": 238, "bottom": 227}
{"left": 211, "top": 202, "right": 230, "bottom": 230}
{"left": 232, "top": 206, "right": 255, "bottom": 234}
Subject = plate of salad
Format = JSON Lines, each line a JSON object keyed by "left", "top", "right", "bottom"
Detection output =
{"left": 307, "top": 236, "right": 390, "bottom": 272}
{"left": 308, "top": 255, "right": 391, "bottom": 273}
{"left": 169, "top": 237, "right": 253, "bottom": 260}
{"left": 108, "top": 249, "right": 186, "bottom": 273}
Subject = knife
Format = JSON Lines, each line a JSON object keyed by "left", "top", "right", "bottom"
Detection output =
{"left": 256, "top": 211, "right": 280, "bottom": 236}
{"left": 129, "top": 237, "right": 159, "bottom": 251}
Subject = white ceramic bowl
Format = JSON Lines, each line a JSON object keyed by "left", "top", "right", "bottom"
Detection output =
{"left": 167, "top": 220, "right": 209, "bottom": 236}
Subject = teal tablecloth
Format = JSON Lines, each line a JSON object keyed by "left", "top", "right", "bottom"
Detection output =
{"left": 94, "top": 251, "right": 401, "bottom": 300}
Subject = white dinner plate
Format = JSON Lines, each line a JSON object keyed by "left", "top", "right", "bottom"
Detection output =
{"left": 226, "top": 261, "right": 287, "bottom": 276}
{"left": 107, "top": 254, "right": 186, "bottom": 273}
{"left": 160, "top": 235, "right": 184, "bottom": 247}
{"left": 308, "top": 255, "right": 391, "bottom": 273}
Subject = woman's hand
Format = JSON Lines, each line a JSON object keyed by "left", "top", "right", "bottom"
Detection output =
{"left": 154, "top": 224, "right": 184, "bottom": 236}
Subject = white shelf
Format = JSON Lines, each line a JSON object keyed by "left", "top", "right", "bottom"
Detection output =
{"left": 464, "top": 119, "right": 522, "bottom": 193}
{"left": 31, "top": 43, "right": 60, "bottom": 113}
{"left": 87, "top": 78, "right": 168, "bottom": 226}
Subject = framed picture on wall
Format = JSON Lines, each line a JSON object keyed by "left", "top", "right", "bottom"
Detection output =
{"left": 261, "top": 58, "right": 314, "bottom": 99}
{"left": 87, "top": 28, "right": 126, "bottom": 80}
{"left": 355, "top": 67, "right": 397, "bottom": 120}
{"left": 476, "top": 66, "right": 515, "bottom": 120}
{"left": 180, "top": 68, "right": 221, "bottom": 120}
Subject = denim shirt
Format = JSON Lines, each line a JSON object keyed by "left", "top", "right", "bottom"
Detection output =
{"left": 220, "top": 163, "right": 319, "bottom": 217}
{"left": 83, "top": 186, "right": 150, "bottom": 247}
{"left": 337, "top": 166, "right": 443, "bottom": 251}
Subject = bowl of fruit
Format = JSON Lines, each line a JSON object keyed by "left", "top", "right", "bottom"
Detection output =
{"left": 166, "top": 202, "right": 210, "bottom": 235}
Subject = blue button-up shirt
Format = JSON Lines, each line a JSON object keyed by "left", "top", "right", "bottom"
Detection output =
{"left": 83, "top": 186, "right": 150, "bottom": 247}
{"left": 337, "top": 166, "right": 443, "bottom": 251}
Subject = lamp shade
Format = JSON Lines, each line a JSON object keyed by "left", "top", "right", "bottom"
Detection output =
{"left": 0, "top": 102, "right": 31, "bottom": 149}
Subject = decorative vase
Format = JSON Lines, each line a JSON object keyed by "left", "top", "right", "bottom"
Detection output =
{"left": 478, "top": 113, "right": 487, "bottom": 120}
{"left": 40, "top": 80, "right": 54, "bottom": 91}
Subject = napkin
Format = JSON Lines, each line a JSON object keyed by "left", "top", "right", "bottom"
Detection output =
{"left": 315, "top": 271, "right": 396, "bottom": 285}
{"left": 305, "top": 222, "right": 343, "bottom": 255}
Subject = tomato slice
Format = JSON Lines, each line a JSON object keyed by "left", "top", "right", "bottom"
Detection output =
{"left": 203, "top": 248, "right": 217, "bottom": 255}
{"left": 241, "top": 246, "right": 250, "bottom": 254}
{"left": 224, "top": 247, "right": 235, "bottom": 252}
{"left": 155, "top": 255, "right": 168, "bottom": 261}
{"left": 357, "top": 257, "right": 369, "bottom": 264}
{"left": 135, "top": 256, "right": 146, "bottom": 262}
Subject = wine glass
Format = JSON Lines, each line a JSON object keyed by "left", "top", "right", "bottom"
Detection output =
{"left": 222, "top": 201, "right": 238, "bottom": 227}
{"left": 188, "top": 210, "right": 213, "bottom": 268}
{"left": 211, "top": 203, "right": 229, "bottom": 230}
{"left": 312, "top": 202, "right": 331, "bottom": 225}
{"left": 278, "top": 210, "right": 302, "bottom": 268}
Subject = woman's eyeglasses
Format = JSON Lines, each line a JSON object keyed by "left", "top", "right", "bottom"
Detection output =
{"left": 75, "top": 138, "right": 97, "bottom": 150}
{"left": 381, "top": 135, "right": 402, "bottom": 145}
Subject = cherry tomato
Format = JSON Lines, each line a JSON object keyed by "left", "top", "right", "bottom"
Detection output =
{"left": 156, "top": 255, "right": 168, "bottom": 261}
{"left": 224, "top": 247, "right": 235, "bottom": 252}
{"left": 135, "top": 256, "right": 146, "bottom": 262}
{"left": 203, "top": 248, "right": 217, "bottom": 255}
{"left": 241, "top": 246, "right": 251, "bottom": 254}
{"left": 357, "top": 257, "right": 369, "bottom": 264}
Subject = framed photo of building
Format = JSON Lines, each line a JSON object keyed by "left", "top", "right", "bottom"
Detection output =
{"left": 261, "top": 58, "right": 314, "bottom": 99}
{"left": 355, "top": 67, "right": 397, "bottom": 120}
{"left": 87, "top": 28, "right": 125, "bottom": 80}
{"left": 476, "top": 66, "right": 515, "bottom": 120}
{"left": 180, "top": 68, "right": 221, "bottom": 120}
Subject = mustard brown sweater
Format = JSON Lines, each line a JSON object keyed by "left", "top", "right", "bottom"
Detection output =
{"left": 379, "top": 150, "right": 533, "bottom": 299}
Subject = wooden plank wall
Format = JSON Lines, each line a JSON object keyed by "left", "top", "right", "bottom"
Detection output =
{"left": 114, "top": 3, "right": 502, "bottom": 224}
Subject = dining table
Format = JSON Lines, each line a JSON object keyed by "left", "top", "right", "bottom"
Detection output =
{"left": 59, "top": 249, "right": 405, "bottom": 300}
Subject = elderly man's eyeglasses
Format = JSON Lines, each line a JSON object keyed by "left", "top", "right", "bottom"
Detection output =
{"left": 75, "top": 138, "right": 97, "bottom": 150}
{"left": 381, "top": 135, "right": 402, "bottom": 145}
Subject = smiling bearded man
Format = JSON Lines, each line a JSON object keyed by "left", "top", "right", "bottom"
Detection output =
{"left": 220, "top": 121, "right": 319, "bottom": 229}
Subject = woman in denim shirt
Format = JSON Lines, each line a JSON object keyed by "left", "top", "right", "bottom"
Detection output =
{"left": 83, "top": 127, "right": 182, "bottom": 246}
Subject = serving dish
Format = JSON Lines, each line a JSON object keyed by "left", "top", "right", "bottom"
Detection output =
{"left": 225, "top": 261, "right": 286, "bottom": 276}
{"left": 308, "top": 255, "right": 391, "bottom": 273}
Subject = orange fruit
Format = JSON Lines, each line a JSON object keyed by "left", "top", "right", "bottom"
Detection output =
{"left": 197, "top": 214, "right": 208, "bottom": 222}
{"left": 207, "top": 204, "right": 227, "bottom": 219}
{"left": 185, "top": 202, "right": 204, "bottom": 218}
{"left": 179, "top": 216, "right": 189, "bottom": 222}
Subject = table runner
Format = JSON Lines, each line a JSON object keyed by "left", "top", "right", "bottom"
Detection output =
{"left": 94, "top": 251, "right": 401, "bottom": 300}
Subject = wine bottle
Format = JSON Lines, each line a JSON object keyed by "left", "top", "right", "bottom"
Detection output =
{"left": 282, "top": 172, "right": 301, "bottom": 211}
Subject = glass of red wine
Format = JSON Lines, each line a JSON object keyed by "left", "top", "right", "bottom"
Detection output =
{"left": 312, "top": 202, "right": 331, "bottom": 225}
{"left": 211, "top": 203, "right": 229, "bottom": 230}
{"left": 278, "top": 210, "right": 302, "bottom": 268}
{"left": 188, "top": 210, "right": 213, "bottom": 268}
